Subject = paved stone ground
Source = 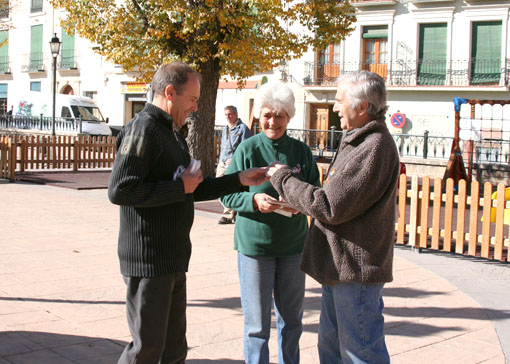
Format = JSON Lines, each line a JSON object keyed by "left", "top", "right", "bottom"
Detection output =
{"left": 0, "top": 182, "right": 507, "bottom": 363}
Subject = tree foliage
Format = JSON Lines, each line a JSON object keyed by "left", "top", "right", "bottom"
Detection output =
{"left": 51, "top": 0, "right": 355, "bottom": 174}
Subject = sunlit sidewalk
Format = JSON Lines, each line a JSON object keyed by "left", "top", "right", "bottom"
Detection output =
{"left": 0, "top": 183, "right": 506, "bottom": 363}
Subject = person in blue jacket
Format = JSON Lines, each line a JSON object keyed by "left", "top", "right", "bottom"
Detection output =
{"left": 216, "top": 105, "right": 252, "bottom": 224}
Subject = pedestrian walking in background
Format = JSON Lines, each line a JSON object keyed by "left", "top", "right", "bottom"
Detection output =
{"left": 216, "top": 105, "right": 251, "bottom": 224}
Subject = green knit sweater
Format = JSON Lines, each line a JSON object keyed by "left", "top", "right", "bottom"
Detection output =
{"left": 221, "top": 132, "right": 320, "bottom": 257}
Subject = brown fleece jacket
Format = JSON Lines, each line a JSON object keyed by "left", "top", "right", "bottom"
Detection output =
{"left": 270, "top": 120, "right": 399, "bottom": 285}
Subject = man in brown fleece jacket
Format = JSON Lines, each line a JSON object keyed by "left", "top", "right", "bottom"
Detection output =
{"left": 267, "top": 70, "right": 399, "bottom": 364}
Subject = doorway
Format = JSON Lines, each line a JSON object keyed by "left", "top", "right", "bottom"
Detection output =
{"left": 310, "top": 104, "right": 340, "bottom": 149}
{"left": 61, "top": 84, "right": 74, "bottom": 95}
{"left": 132, "top": 101, "right": 145, "bottom": 119}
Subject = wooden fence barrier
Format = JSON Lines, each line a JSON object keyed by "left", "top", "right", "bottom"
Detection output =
{"left": 213, "top": 133, "right": 221, "bottom": 164}
{"left": 0, "top": 136, "right": 15, "bottom": 179}
{"left": 397, "top": 174, "right": 509, "bottom": 262}
{"left": 0, "top": 134, "right": 116, "bottom": 179}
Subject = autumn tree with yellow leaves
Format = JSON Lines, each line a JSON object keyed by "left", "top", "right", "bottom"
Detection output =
{"left": 51, "top": 0, "right": 355, "bottom": 175}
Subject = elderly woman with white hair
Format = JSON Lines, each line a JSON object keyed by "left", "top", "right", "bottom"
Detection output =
{"left": 221, "top": 82, "right": 320, "bottom": 364}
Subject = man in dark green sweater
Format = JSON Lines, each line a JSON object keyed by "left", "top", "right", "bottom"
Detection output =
{"left": 108, "top": 62, "right": 267, "bottom": 364}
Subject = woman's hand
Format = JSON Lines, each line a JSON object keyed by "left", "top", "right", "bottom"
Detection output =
{"left": 253, "top": 193, "right": 282, "bottom": 213}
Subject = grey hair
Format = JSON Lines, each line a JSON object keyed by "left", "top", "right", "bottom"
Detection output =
{"left": 338, "top": 70, "right": 388, "bottom": 122}
{"left": 252, "top": 82, "right": 296, "bottom": 119}
{"left": 224, "top": 105, "right": 238, "bottom": 114}
{"left": 151, "top": 62, "right": 201, "bottom": 98}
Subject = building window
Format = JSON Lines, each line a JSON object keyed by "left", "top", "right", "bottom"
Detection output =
{"left": 30, "top": 25, "right": 43, "bottom": 71}
{"left": 471, "top": 21, "right": 502, "bottom": 85}
{"left": 84, "top": 91, "right": 97, "bottom": 100}
{"left": 316, "top": 43, "right": 341, "bottom": 84}
{"left": 31, "top": 0, "right": 43, "bottom": 13}
{"left": 418, "top": 23, "right": 447, "bottom": 86}
{"left": 362, "top": 26, "right": 388, "bottom": 79}
{"left": 30, "top": 81, "right": 41, "bottom": 92}
{"left": 0, "top": 83, "right": 7, "bottom": 115}
{"left": 0, "top": 30, "right": 8, "bottom": 73}
{"left": 60, "top": 29, "right": 76, "bottom": 69}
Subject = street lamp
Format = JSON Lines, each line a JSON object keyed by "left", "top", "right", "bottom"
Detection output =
{"left": 49, "top": 33, "right": 61, "bottom": 136}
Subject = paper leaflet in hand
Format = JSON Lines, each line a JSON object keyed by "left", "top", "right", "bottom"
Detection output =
{"left": 189, "top": 158, "right": 201, "bottom": 174}
{"left": 266, "top": 196, "right": 292, "bottom": 218}
{"left": 173, "top": 158, "right": 201, "bottom": 180}
{"left": 274, "top": 209, "right": 293, "bottom": 218}
{"left": 265, "top": 198, "right": 289, "bottom": 208}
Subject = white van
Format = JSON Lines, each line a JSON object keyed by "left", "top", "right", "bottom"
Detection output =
{"left": 14, "top": 92, "right": 112, "bottom": 136}
{"left": 56, "top": 95, "right": 112, "bottom": 136}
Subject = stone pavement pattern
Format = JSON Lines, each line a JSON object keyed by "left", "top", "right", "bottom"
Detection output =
{"left": 0, "top": 182, "right": 506, "bottom": 363}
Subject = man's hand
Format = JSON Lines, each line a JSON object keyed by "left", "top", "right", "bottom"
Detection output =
{"left": 239, "top": 167, "right": 269, "bottom": 186}
{"left": 226, "top": 158, "right": 232, "bottom": 166}
{"left": 181, "top": 165, "right": 203, "bottom": 194}
{"left": 266, "top": 162, "right": 288, "bottom": 177}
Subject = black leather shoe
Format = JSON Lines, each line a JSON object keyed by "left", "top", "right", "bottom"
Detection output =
{"left": 218, "top": 217, "right": 234, "bottom": 224}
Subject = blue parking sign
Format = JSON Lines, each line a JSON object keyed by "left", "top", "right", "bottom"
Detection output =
{"left": 391, "top": 112, "right": 406, "bottom": 128}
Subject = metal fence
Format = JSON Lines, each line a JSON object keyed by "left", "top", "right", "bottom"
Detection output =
{"left": 0, "top": 115, "right": 83, "bottom": 134}
{"left": 215, "top": 125, "right": 459, "bottom": 161}
{"left": 393, "top": 132, "right": 453, "bottom": 159}
{"left": 304, "top": 58, "right": 510, "bottom": 87}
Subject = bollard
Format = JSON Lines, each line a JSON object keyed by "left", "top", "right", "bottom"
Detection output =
{"left": 330, "top": 125, "right": 336, "bottom": 151}
{"left": 423, "top": 130, "right": 429, "bottom": 159}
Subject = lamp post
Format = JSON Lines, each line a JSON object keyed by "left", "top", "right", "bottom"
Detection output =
{"left": 49, "top": 33, "right": 61, "bottom": 136}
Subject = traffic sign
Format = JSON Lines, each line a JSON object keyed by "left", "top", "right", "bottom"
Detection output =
{"left": 391, "top": 112, "right": 406, "bottom": 128}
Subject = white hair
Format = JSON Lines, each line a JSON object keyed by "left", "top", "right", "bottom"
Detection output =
{"left": 252, "top": 82, "right": 296, "bottom": 119}
{"left": 338, "top": 70, "right": 388, "bottom": 122}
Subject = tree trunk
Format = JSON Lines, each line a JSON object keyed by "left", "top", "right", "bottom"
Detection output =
{"left": 186, "top": 59, "right": 220, "bottom": 177}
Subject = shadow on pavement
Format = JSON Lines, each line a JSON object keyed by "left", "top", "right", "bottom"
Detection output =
{"left": 0, "top": 296, "right": 124, "bottom": 305}
{"left": 0, "top": 331, "right": 125, "bottom": 363}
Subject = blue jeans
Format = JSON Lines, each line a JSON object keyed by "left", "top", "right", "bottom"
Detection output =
{"left": 318, "top": 282, "right": 389, "bottom": 364}
{"left": 238, "top": 252, "right": 305, "bottom": 364}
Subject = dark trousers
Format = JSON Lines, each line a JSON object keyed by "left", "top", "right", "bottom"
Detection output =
{"left": 118, "top": 273, "right": 187, "bottom": 364}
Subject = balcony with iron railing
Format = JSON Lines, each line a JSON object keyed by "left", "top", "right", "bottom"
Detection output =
{"left": 304, "top": 59, "right": 510, "bottom": 88}
{"left": 21, "top": 53, "right": 45, "bottom": 72}
{"left": 58, "top": 49, "right": 79, "bottom": 70}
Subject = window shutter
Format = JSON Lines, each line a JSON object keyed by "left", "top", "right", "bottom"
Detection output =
{"left": 61, "top": 29, "right": 75, "bottom": 69}
{"left": 0, "top": 30, "right": 8, "bottom": 73}
{"left": 418, "top": 23, "right": 447, "bottom": 85}
{"left": 30, "top": 25, "right": 43, "bottom": 71}
{"left": 471, "top": 21, "right": 502, "bottom": 85}
{"left": 362, "top": 26, "right": 388, "bottom": 39}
